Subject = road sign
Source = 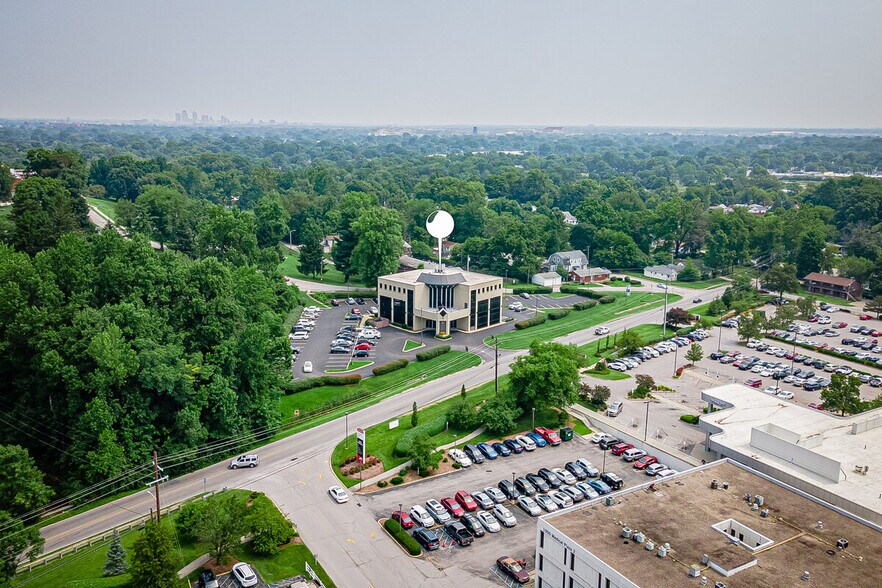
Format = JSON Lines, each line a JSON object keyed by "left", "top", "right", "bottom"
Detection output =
{"left": 356, "top": 427, "right": 366, "bottom": 464}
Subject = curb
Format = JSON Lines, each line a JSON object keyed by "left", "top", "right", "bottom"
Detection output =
{"left": 377, "top": 518, "right": 423, "bottom": 558}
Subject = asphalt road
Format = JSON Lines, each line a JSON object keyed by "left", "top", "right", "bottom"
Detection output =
{"left": 39, "top": 283, "right": 729, "bottom": 587}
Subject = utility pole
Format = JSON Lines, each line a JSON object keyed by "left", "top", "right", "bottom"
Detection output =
{"left": 494, "top": 337, "right": 499, "bottom": 393}
{"left": 148, "top": 450, "right": 167, "bottom": 522}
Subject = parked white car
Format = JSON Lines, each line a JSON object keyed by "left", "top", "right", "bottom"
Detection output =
{"left": 645, "top": 463, "right": 668, "bottom": 476}
{"left": 552, "top": 468, "right": 577, "bottom": 485}
{"left": 409, "top": 504, "right": 434, "bottom": 527}
{"left": 448, "top": 448, "right": 472, "bottom": 467}
{"left": 515, "top": 435, "right": 536, "bottom": 451}
{"left": 477, "top": 509, "right": 501, "bottom": 532}
{"left": 595, "top": 326, "right": 610, "bottom": 335}
{"left": 655, "top": 468, "right": 678, "bottom": 479}
{"left": 492, "top": 504, "right": 517, "bottom": 527}
{"left": 302, "top": 361, "right": 313, "bottom": 373}
{"left": 517, "top": 495, "right": 542, "bottom": 516}
{"left": 232, "top": 563, "right": 258, "bottom": 587}
{"left": 575, "top": 458, "right": 599, "bottom": 477}
{"left": 776, "top": 390, "right": 795, "bottom": 400}
{"left": 589, "top": 432, "right": 605, "bottom": 444}
{"left": 290, "top": 332, "right": 309, "bottom": 340}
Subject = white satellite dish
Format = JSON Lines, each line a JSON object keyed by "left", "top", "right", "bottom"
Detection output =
{"left": 426, "top": 210, "right": 454, "bottom": 239}
{"left": 426, "top": 210, "right": 455, "bottom": 272}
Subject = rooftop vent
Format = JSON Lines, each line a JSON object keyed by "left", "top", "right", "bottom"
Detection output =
{"left": 837, "top": 538, "right": 849, "bottom": 550}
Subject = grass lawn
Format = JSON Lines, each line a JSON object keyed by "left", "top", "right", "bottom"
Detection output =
{"left": 689, "top": 301, "right": 723, "bottom": 319}
{"left": 402, "top": 339, "right": 423, "bottom": 352}
{"left": 278, "top": 351, "right": 481, "bottom": 422}
{"left": 583, "top": 369, "right": 630, "bottom": 381}
{"left": 796, "top": 287, "right": 853, "bottom": 306}
{"left": 623, "top": 271, "right": 728, "bottom": 290}
{"left": 327, "top": 360, "right": 373, "bottom": 373}
{"left": 330, "top": 375, "right": 567, "bottom": 486}
{"left": 278, "top": 250, "right": 365, "bottom": 288}
{"left": 85, "top": 197, "right": 119, "bottom": 223}
{"left": 487, "top": 292, "right": 679, "bottom": 350}
{"left": 604, "top": 279, "right": 632, "bottom": 288}
{"left": 568, "top": 415, "right": 592, "bottom": 436}
{"left": 12, "top": 490, "right": 335, "bottom": 588}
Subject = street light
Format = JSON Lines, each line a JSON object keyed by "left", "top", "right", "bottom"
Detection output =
{"left": 673, "top": 343, "right": 680, "bottom": 377}
{"left": 493, "top": 336, "right": 500, "bottom": 393}
{"left": 601, "top": 447, "right": 608, "bottom": 475}
{"left": 531, "top": 407, "right": 535, "bottom": 430}
{"left": 643, "top": 401, "right": 651, "bottom": 443}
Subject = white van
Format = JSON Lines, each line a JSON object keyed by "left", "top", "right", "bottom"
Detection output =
{"left": 622, "top": 448, "right": 646, "bottom": 462}
{"left": 229, "top": 454, "right": 259, "bottom": 469}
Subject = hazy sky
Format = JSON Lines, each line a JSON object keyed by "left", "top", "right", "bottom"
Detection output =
{"left": 3, "top": 1, "right": 881, "bottom": 127}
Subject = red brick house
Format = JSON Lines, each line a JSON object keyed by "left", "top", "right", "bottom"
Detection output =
{"left": 569, "top": 267, "right": 611, "bottom": 284}
{"left": 802, "top": 272, "right": 862, "bottom": 301}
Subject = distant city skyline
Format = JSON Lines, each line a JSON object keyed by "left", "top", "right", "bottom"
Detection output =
{"left": 2, "top": 1, "right": 881, "bottom": 128}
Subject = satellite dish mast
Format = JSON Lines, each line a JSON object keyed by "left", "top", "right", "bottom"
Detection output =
{"left": 425, "top": 210, "right": 454, "bottom": 273}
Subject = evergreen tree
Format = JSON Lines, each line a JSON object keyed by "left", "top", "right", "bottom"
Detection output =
{"left": 102, "top": 529, "right": 128, "bottom": 577}
{"left": 677, "top": 260, "right": 700, "bottom": 282}
{"left": 411, "top": 402, "right": 418, "bottom": 428}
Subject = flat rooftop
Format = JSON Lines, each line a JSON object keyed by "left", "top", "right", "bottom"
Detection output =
{"left": 700, "top": 384, "right": 882, "bottom": 522}
{"left": 379, "top": 267, "right": 501, "bottom": 287}
{"left": 545, "top": 460, "right": 882, "bottom": 587}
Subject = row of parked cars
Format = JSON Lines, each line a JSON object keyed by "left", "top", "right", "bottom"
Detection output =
{"left": 607, "top": 329, "right": 710, "bottom": 372}
{"left": 290, "top": 305, "right": 325, "bottom": 341}
{"left": 329, "top": 322, "right": 381, "bottom": 355}
{"left": 590, "top": 432, "right": 679, "bottom": 478}
{"left": 448, "top": 427, "right": 564, "bottom": 465}
{"left": 397, "top": 455, "right": 628, "bottom": 555}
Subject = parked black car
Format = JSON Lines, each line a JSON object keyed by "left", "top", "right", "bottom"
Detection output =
{"left": 498, "top": 479, "right": 521, "bottom": 500}
{"left": 526, "top": 473, "right": 550, "bottom": 493}
{"left": 413, "top": 528, "right": 440, "bottom": 550}
{"left": 600, "top": 472, "right": 624, "bottom": 490}
{"left": 463, "top": 444, "right": 485, "bottom": 464}
{"left": 444, "top": 521, "right": 474, "bottom": 546}
{"left": 514, "top": 476, "right": 537, "bottom": 496}
{"left": 460, "top": 513, "right": 485, "bottom": 538}
{"left": 537, "top": 468, "right": 562, "bottom": 488}
{"left": 599, "top": 437, "right": 621, "bottom": 450}
{"left": 565, "top": 462, "right": 588, "bottom": 480}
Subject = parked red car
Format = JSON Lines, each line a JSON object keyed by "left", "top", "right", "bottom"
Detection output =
{"left": 633, "top": 455, "right": 658, "bottom": 470}
{"left": 440, "top": 497, "right": 464, "bottom": 517}
{"left": 745, "top": 378, "right": 763, "bottom": 388}
{"left": 391, "top": 510, "right": 414, "bottom": 529}
{"left": 610, "top": 443, "right": 634, "bottom": 456}
{"left": 871, "top": 331, "right": 882, "bottom": 337}
{"left": 834, "top": 322, "right": 848, "bottom": 329}
{"left": 330, "top": 299, "right": 340, "bottom": 307}
{"left": 534, "top": 426, "right": 561, "bottom": 446}
{"left": 807, "top": 402, "right": 825, "bottom": 410}
{"left": 454, "top": 490, "right": 478, "bottom": 512}
{"left": 354, "top": 342, "right": 372, "bottom": 351}
{"left": 860, "top": 314, "right": 872, "bottom": 321}
{"left": 808, "top": 316, "right": 819, "bottom": 323}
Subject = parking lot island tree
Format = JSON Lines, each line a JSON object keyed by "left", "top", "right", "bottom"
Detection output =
{"left": 479, "top": 391, "right": 522, "bottom": 434}
{"left": 617, "top": 329, "right": 645, "bottom": 356}
{"left": 194, "top": 493, "right": 249, "bottom": 565}
{"left": 821, "top": 374, "right": 863, "bottom": 416}
{"left": 509, "top": 341, "right": 581, "bottom": 413}
{"left": 685, "top": 343, "right": 704, "bottom": 366}
{"left": 737, "top": 310, "right": 767, "bottom": 342}
{"left": 762, "top": 262, "right": 801, "bottom": 302}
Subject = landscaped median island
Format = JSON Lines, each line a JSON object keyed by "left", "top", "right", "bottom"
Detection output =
{"left": 623, "top": 271, "right": 729, "bottom": 290}
{"left": 488, "top": 292, "right": 678, "bottom": 350}
{"left": 12, "top": 490, "right": 336, "bottom": 588}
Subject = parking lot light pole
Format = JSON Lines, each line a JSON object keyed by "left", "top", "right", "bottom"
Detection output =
{"left": 454, "top": 434, "right": 458, "bottom": 450}
{"left": 398, "top": 503, "right": 403, "bottom": 532}
{"left": 512, "top": 472, "right": 516, "bottom": 486}
{"left": 531, "top": 407, "right": 535, "bottom": 430}
{"left": 344, "top": 411, "right": 349, "bottom": 450}
{"left": 673, "top": 343, "right": 680, "bottom": 376}
{"left": 643, "top": 401, "right": 651, "bottom": 443}
{"left": 601, "top": 447, "right": 608, "bottom": 475}
{"left": 494, "top": 336, "right": 499, "bottom": 393}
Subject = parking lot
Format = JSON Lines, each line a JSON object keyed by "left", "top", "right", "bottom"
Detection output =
{"left": 363, "top": 435, "right": 657, "bottom": 584}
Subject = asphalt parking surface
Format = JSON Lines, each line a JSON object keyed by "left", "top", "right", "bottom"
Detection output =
{"left": 363, "top": 435, "right": 653, "bottom": 583}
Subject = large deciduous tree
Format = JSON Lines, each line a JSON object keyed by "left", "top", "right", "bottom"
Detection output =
{"left": 254, "top": 195, "right": 289, "bottom": 249}
{"left": 195, "top": 494, "right": 249, "bottom": 564}
{"left": 130, "top": 520, "right": 178, "bottom": 588}
{"left": 762, "top": 262, "right": 800, "bottom": 301}
{"left": 297, "top": 219, "right": 325, "bottom": 278}
{"left": 351, "top": 207, "right": 403, "bottom": 285}
{"left": 509, "top": 342, "right": 581, "bottom": 411}
{"left": 821, "top": 374, "right": 862, "bottom": 416}
{"left": 11, "top": 177, "right": 91, "bottom": 255}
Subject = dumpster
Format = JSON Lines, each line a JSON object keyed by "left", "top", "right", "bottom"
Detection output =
{"left": 559, "top": 426, "right": 574, "bottom": 442}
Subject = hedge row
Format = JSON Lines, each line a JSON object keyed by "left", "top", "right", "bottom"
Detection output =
{"left": 514, "top": 315, "right": 548, "bottom": 330}
{"left": 284, "top": 374, "right": 362, "bottom": 394}
{"left": 393, "top": 414, "right": 447, "bottom": 457}
{"left": 622, "top": 277, "right": 643, "bottom": 286}
{"left": 560, "top": 285, "right": 603, "bottom": 299}
{"left": 598, "top": 295, "right": 616, "bottom": 304}
{"left": 373, "top": 358, "right": 409, "bottom": 376}
{"left": 512, "top": 285, "right": 552, "bottom": 294}
{"left": 416, "top": 345, "right": 450, "bottom": 361}
{"left": 767, "top": 335, "right": 881, "bottom": 371}
{"left": 573, "top": 300, "right": 598, "bottom": 311}
{"left": 384, "top": 519, "right": 422, "bottom": 555}
{"left": 680, "top": 414, "right": 700, "bottom": 425}
{"left": 547, "top": 308, "right": 571, "bottom": 320}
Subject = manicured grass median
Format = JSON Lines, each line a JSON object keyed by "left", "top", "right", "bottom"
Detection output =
{"left": 403, "top": 339, "right": 423, "bottom": 352}
{"left": 326, "top": 360, "right": 373, "bottom": 373}
{"left": 487, "top": 292, "right": 679, "bottom": 350}
{"left": 278, "top": 351, "right": 482, "bottom": 421}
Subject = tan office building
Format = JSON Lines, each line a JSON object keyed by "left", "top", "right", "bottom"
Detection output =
{"left": 377, "top": 267, "right": 504, "bottom": 336}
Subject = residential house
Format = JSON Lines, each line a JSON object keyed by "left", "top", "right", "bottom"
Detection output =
{"left": 531, "top": 272, "right": 562, "bottom": 288}
{"left": 543, "top": 250, "right": 589, "bottom": 273}
{"left": 569, "top": 267, "right": 610, "bottom": 284}
{"left": 431, "top": 239, "right": 456, "bottom": 259}
{"left": 561, "top": 211, "right": 578, "bottom": 226}
{"left": 644, "top": 262, "right": 685, "bottom": 281}
{"left": 803, "top": 272, "right": 862, "bottom": 301}
{"left": 321, "top": 234, "right": 341, "bottom": 254}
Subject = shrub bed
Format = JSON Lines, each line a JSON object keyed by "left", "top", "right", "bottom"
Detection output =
{"left": 547, "top": 308, "right": 571, "bottom": 320}
{"left": 393, "top": 414, "right": 447, "bottom": 457}
{"left": 284, "top": 374, "right": 362, "bottom": 394}
{"left": 598, "top": 295, "right": 616, "bottom": 304}
{"left": 416, "top": 345, "right": 450, "bottom": 361}
{"left": 514, "top": 315, "right": 547, "bottom": 330}
{"left": 384, "top": 519, "right": 422, "bottom": 555}
{"left": 573, "top": 300, "right": 598, "bottom": 311}
{"left": 390, "top": 476, "right": 404, "bottom": 485}
{"left": 680, "top": 414, "right": 700, "bottom": 424}
{"left": 373, "top": 358, "right": 409, "bottom": 376}
{"left": 512, "top": 285, "right": 552, "bottom": 294}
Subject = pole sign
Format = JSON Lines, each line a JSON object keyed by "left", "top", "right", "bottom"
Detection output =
{"left": 356, "top": 427, "right": 366, "bottom": 464}
{"left": 626, "top": 285, "right": 632, "bottom": 297}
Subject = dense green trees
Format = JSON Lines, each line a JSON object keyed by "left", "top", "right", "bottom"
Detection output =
{"left": 762, "top": 263, "right": 800, "bottom": 300}
{"left": 130, "top": 520, "right": 178, "bottom": 587}
{"left": 11, "top": 177, "right": 91, "bottom": 254}
{"left": 351, "top": 206, "right": 404, "bottom": 284}
{"left": 509, "top": 342, "right": 581, "bottom": 412}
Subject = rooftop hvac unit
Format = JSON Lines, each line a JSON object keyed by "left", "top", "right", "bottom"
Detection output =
{"left": 645, "top": 540, "right": 655, "bottom": 551}
{"left": 701, "top": 553, "right": 710, "bottom": 565}
{"left": 802, "top": 571, "right": 810, "bottom": 582}
{"left": 657, "top": 545, "right": 667, "bottom": 557}
{"left": 633, "top": 531, "right": 645, "bottom": 544}
{"left": 761, "top": 509, "right": 770, "bottom": 518}
{"left": 837, "top": 538, "right": 849, "bottom": 549}
{"left": 622, "top": 527, "right": 632, "bottom": 539}
{"left": 754, "top": 495, "right": 765, "bottom": 506}
{"left": 722, "top": 481, "right": 729, "bottom": 490}
{"left": 699, "top": 577, "right": 707, "bottom": 586}
{"left": 605, "top": 496, "right": 615, "bottom": 506}
{"left": 689, "top": 564, "right": 701, "bottom": 578}
{"left": 715, "top": 583, "right": 727, "bottom": 588}
{"left": 710, "top": 479, "right": 719, "bottom": 489}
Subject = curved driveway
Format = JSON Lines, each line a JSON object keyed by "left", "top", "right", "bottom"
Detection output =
{"left": 40, "top": 285, "right": 727, "bottom": 587}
